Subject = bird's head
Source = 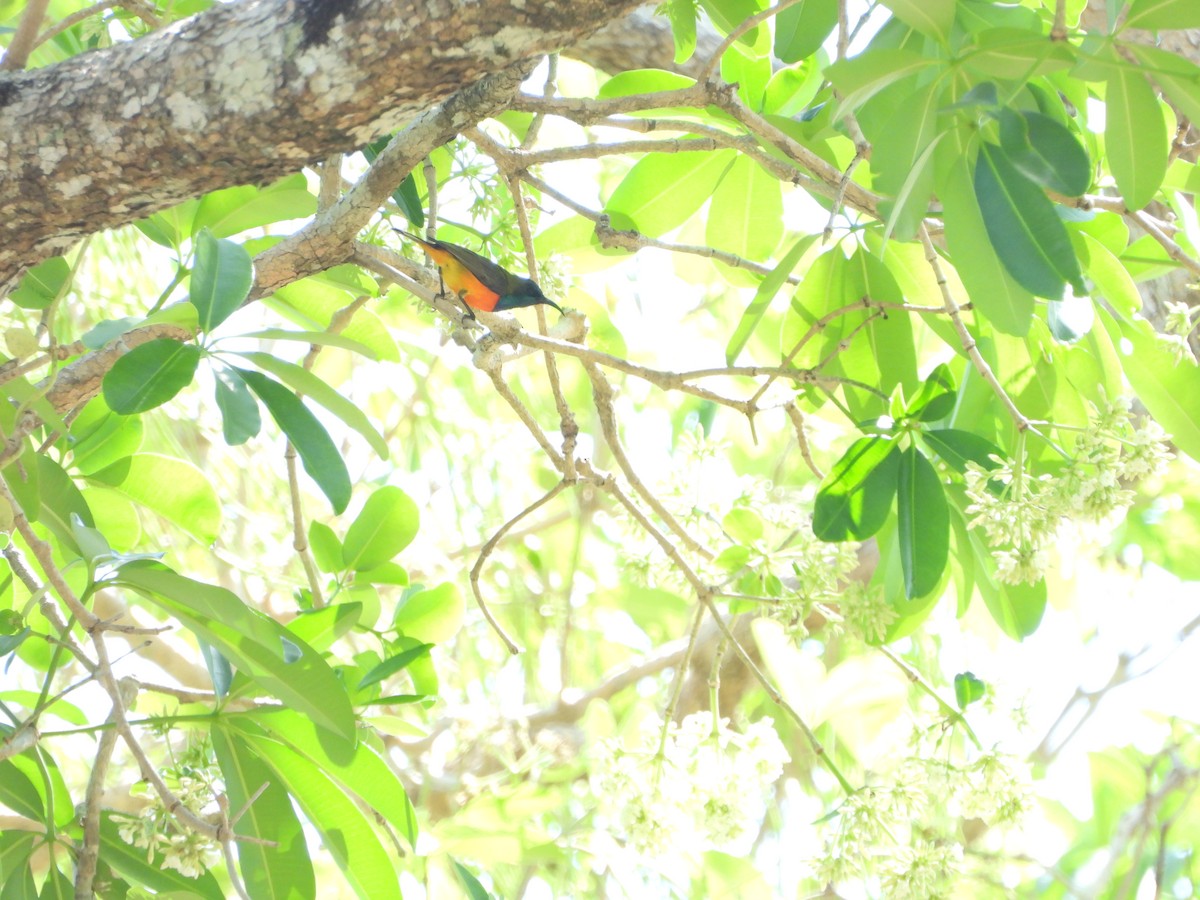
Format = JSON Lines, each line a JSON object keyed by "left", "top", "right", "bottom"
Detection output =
{"left": 494, "top": 279, "right": 564, "bottom": 314}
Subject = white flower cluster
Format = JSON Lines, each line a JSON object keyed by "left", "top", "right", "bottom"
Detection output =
{"left": 590, "top": 713, "right": 789, "bottom": 857}
{"left": 1160, "top": 300, "right": 1198, "bottom": 364}
{"left": 116, "top": 772, "right": 220, "bottom": 878}
{"left": 964, "top": 397, "right": 1172, "bottom": 584}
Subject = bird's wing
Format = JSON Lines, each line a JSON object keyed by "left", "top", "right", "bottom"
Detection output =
{"left": 437, "top": 242, "right": 521, "bottom": 296}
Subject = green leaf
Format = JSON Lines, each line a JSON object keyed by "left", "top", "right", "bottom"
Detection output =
{"left": 1125, "top": 0, "right": 1200, "bottom": 29}
{"left": 116, "top": 563, "right": 357, "bottom": 743}
{"left": 99, "top": 814, "right": 224, "bottom": 899}
{"left": 452, "top": 860, "right": 494, "bottom": 900}
{"left": 700, "top": 0, "right": 766, "bottom": 44}
{"left": 922, "top": 429, "right": 1003, "bottom": 475}
{"left": 938, "top": 140, "right": 1035, "bottom": 336}
{"left": 1106, "top": 68, "right": 1168, "bottom": 211}
{"left": 89, "top": 453, "right": 221, "bottom": 543}
{"left": 774, "top": 0, "right": 837, "bottom": 63}
{"left": 213, "top": 367, "right": 261, "bottom": 445}
{"left": 342, "top": 486, "right": 420, "bottom": 570}
{"left": 879, "top": 0, "right": 955, "bottom": 41}
{"left": 363, "top": 139, "right": 425, "bottom": 226}
{"left": 211, "top": 728, "right": 316, "bottom": 899}
{"left": 963, "top": 28, "right": 1075, "bottom": 80}
{"left": 1127, "top": 44, "right": 1200, "bottom": 128}
{"left": 243, "top": 709, "right": 419, "bottom": 848}
{"left": 723, "top": 507, "right": 764, "bottom": 544}
{"left": 235, "top": 327, "right": 379, "bottom": 359}
{"left": 598, "top": 69, "right": 696, "bottom": 99}
{"left": 235, "top": 352, "right": 388, "bottom": 459}
{"left": 997, "top": 109, "right": 1090, "bottom": 197}
{"left": 190, "top": 230, "right": 253, "bottom": 333}
{"left": 954, "top": 672, "right": 987, "bottom": 708}
{"left": 391, "top": 582, "right": 464, "bottom": 644}
{"left": 896, "top": 446, "right": 949, "bottom": 599}
{"left": 308, "top": 520, "right": 344, "bottom": 573}
{"left": 1104, "top": 311, "right": 1200, "bottom": 462}
{"left": 813, "top": 437, "right": 901, "bottom": 541}
{"left": 664, "top": 0, "right": 698, "bottom": 63}
{"left": 762, "top": 57, "right": 823, "bottom": 117}
{"left": 69, "top": 403, "right": 145, "bottom": 476}
{"left": 287, "top": 602, "right": 362, "bottom": 652}
{"left": 974, "top": 142, "right": 1083, "bottom": 300}
{"left": 904, "top": 363, "right": 955, "bottom": 421}
{"left": 872, "top": 81, "right": 942, "bottom": 242}
{"left": 102, "top": 340, "right": 201, "bottom": 414}
{"left": 268, "top": 278, "right": 399, "bottom": 363}
{"left": 357, "top": 642, "right": 433, "bottom": 689}
{"left": 826, "top": 49, "right": 932, "bottom": 114}
{"left": 1078, "top": 233, "right": 1141, "bottom": 319}
{"left": 9, "top": 256, "right": 70, "bottom": 310}
{"left": 726, "top": 234, "right": 815, "bottom": 364}
{"left": 605, "top": 150, "right": 736, "bottom": 238}
{"left": 232, "top": 730, "right": 403, "bottom": 900}
{"left": 193, "top": 174, "right": 318, "bottom": 238}
{"left": 238, "top": 369, "right": 352, "bottom": 514}
{"left": 706, "top": 155, "right": 782, "bottom": 262}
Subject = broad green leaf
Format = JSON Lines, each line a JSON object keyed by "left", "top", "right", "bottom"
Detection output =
{"left": 762, "top": 56, "right": 823, "bottom": 117}
{"left": 193, "top": 174, "right": 318, "bottom": 239}
{"left": 1079, "top": 233, "right": 1141, "bottom": 319}
{"left": 69, "top": 405, "right": 144, "bottom": 476}
{"left": 598, "top": 70, "right": 696, "bottom": 99}
{"left": 998, "top": 109, "right": 1090, "bottom": 196}
{"left": 721, "top": 35, "right": 772, "bottom": 111}
{"left": 1127, "top": 44, "right": 1200, "bottom": 127}
{"left": 242, "top": 709, "right": 419, "bottom": 848}
{"left": 723, "top": 507, "right": 764, "bottom": 544}
{"left": 707, "top": 155, "right": 782, "bottom": 262}
{"left": 726, "top": 234, "right": 815, "bottom": 364}
{"left": 955, "top": 672, "right": 987, "bottom": 708}
{"left": 939, "top": 139, "right": 1035, "bottom": 335}
{"left": 135, "top": 198, "right": 199, "bottom": 250}
{"left": 235, "top": 328, "right": 379, "bottom": 359}
{"left": 605, "top": 150, "right": 736, "bottom": 238}
{"left": 309, "top": 520, "right": 345, "bottom": 573}
{"left": 234, "top": 731, "right": 402, "bottom": 900}
{"left": 975, "top": 142, "right": 1083, "bottom": 299}
{"left": 269, "top": 278, "right": 399, "bottom": 363}
{"left": 0, "top": 760, "right": 42, "bottom": 820}
{"left": 235, "top": 352, "right": 388, "bottom": 458}
{"left": 1125, "top": 0, "right": 1200, "bottom": 29}
{"left": 355, "top": 562, "right": 409, "bottom": 585}
{"left": 362, "top": 137, "right": 425, "bottom": 226}
{"left": 116, "top": 563, "right": 356, "bottom": 743}
{"left": 922, "top": 429, "right": 1003, "bottom": 475}
{"left": 896, "top": 446, "right": 949, "bottom": 599}
{"left": 872, "top": 81, "right": 941, "bottom": 241}
{"left": 238, "top": 369, "right": 352, "bottom": 514}
{"left": 664, "top": 0, "right": 698, "bottom": 63}
{"left": 1106, "top": 68, "right": 1168, "bottom": 211}
{"left": 452, "top": 860, "right": 493, "bottom": 900}
{"left": 1104, "top": 311, "right": 1200, "bottom": 462}
{"left": 775, "top": 0, "right": 837, "bottom": 63}
{"left": 826, "top": 49, "right": 932, "bottom": 113}
{"left": 392, "top": 582, "right": 465, "bottom": 644}
{"left": 357, "top": 643, "right": 433, "bottom": 689}
{"left": 287, "top": 602, "right": 362, "bottom": 651}
{"left": 199, "top": 639, "right": 233, "bottom": 697}
{"left": 211, "top": 728, "right": 316, "bottom": 900}
{"left": 904, "top": 364, "right": 955, "bottom": 421}
{"left": 35, "top": 455, "right": 93, "bottom": 554}
{"left": 213, "top": 366, "right": 262, "bottom": 446}
{"left": 343, "top": 486, "right": 420, "bottom": 571}
{"left": 879, "top": 0, "right": 954, "bottom": 41}
{"left": 700, "top": 0, "right": 766, "bottom": 44}
{"left": 89, "top": 453, "right": 221, "bottom": 543}
{"left": 963, "top": 27, "right": 1076, "bottom": 80}
{"left": 0, "top": 831, "right": 35, "bottom": 881}
{"left": 102, "top": 340, "right": 201, "bottom": 414}
{"left": 9, "top": 256, "right": 69, "bottom": 310}
{"left": 190, "top": 230, "right": 253, "bottom": 332}
{"left": 813, "top": 437, "right": 901, "bottom": 541}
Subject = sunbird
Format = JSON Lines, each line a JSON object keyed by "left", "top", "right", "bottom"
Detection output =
{"left": 394, "top": 228, "right": 563, "bottom": 319}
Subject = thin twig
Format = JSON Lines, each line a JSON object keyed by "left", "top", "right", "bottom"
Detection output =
{"left": 469, "top": 481, "right": 570, "bottom": 654}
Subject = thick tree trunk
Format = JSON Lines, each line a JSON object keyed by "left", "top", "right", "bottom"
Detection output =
{"left": 0, "top": 0, "right": 643, "bottom": 290}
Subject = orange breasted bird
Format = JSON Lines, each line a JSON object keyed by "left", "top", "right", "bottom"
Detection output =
{"left": 395, "top": 228, "right": 563, "bottom": 319}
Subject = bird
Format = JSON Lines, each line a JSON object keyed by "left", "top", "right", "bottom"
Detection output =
{"left": 394, "top": 228, "right": 563, "bottom": 319}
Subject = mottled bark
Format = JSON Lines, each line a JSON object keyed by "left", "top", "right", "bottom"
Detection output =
{"left": 0, "top": 0, "right": 644, "bottom": 290}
